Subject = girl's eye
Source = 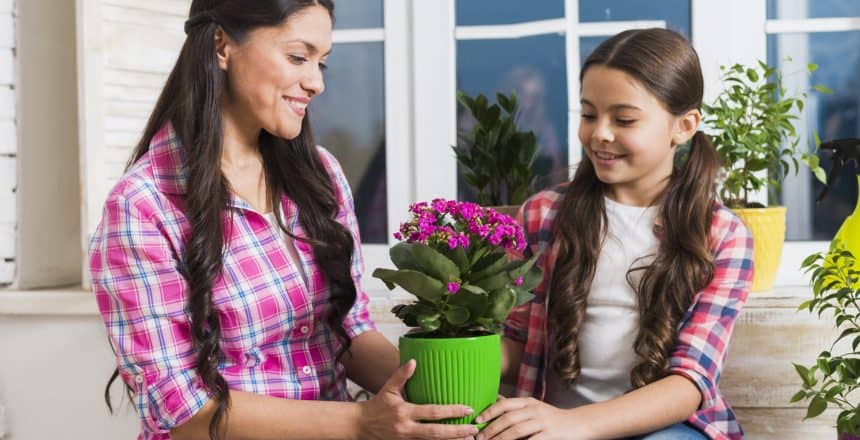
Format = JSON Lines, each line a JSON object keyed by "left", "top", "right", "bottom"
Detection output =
{"left": 617, "top": 119, "right": 636, "bottom": 125}
{"left": 318, "top": 62, "right": 328, "bottom": 72}
{"left": 581, "top": 114, "right": 596, "bottom": 121}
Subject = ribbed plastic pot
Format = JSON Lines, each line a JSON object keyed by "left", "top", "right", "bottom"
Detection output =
{"left": 398, "top": 333, "right": 501, "bottom": 425}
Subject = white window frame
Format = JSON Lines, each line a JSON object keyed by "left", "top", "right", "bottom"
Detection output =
{"left": 765, "top": 3, "right": 860, "bottom": 286}
{"left": 412, "top": 0, "right": 840, "bottom": 289}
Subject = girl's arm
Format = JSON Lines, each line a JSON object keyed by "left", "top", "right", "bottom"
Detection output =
{"left": 339, "top": 329, "right": 399, "bottom": 394}
{"left": 475, "top": 374, "right": 700, "bottom": 440}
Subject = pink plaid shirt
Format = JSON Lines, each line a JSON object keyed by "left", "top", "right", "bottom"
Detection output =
{"left": 89, "top": 124, "right": 376, "bottom": 439}
{"left": 505, "top": 185, "right": 753, "bottom": 440}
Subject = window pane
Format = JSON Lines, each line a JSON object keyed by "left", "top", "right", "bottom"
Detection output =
{"left": 580, "top": 0, "right": 691, "bottom": 38}
{"left": 456, "top": 0, "right": 564, "bottom": 26}
{"left": 456, "top": 35, "right": 568, "bottom": 202}
{"left": 768, "top": 32, "right": 860, "bottom": 241}
{"left": 333, "top": 0, "right": 383, "bottom": 29}
{"left": 767, "top": 0, "right": 860, "bottom": 19}
{"left": 310, "top": 42, "right": 388, "bottom": 244}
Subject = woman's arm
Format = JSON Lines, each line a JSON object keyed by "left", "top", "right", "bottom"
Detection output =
{"left": 475, "top": 374, "right": 701, "bottom": 440}
{"left": 171, "top": 360, "right": 479, "bottom": 440}
{"left": 340, "top": 330, "right": 399, "bottom": 394}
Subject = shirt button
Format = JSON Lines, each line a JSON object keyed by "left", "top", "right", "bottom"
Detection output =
{"left": 302, "top": 365, "right": 312, "bottom": 375}
{"left": 134, "top": 375, "right": 144, "bottom": 384}
{"left": 300, "top": 326, "right": 309, "bottom": 334}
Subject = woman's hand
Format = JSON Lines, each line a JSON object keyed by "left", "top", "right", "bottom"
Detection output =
{"left": 357, "top": 359, "right": 479, "bottom": 440}
{"left": 474, "top": 397, "right": 591, "bottom": 440}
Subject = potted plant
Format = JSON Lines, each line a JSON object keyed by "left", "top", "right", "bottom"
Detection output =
{"left": 453, "top": 91, "right": 540, "bottom": 217}
{"left": 792, "top": 244, "right": 860, "bottom": 439}
{"left": 372, "top": 199, "right": 543, "bottom": 426}
{"left": 703, "top": 60, "right": 828, "bottom": 291}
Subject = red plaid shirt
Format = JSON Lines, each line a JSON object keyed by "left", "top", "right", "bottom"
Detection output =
{"left": 89, "top": 124, "right": 375, "bottom": 439}
{"left": 505, "top": 184, "right": 753, "bottom": 440}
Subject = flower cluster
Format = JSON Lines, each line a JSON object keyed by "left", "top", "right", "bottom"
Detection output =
{"left": 394, "top": 199, "right": 526, "bottom": 252}
{"left": 373, "top": 199, "right": 542, "bottom": 338}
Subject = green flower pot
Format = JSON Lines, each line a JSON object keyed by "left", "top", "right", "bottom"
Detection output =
{"left": 399, "top": 333, "right": 501, "bottom": 425}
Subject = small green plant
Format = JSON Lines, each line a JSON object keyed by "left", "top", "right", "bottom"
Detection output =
{"left": 454, "top": 91, "right": 539, "bottom": 206}
{"left": 703, "top": 60, "right": 828, "bottom": 208}
{"left": 372, "top": 199, "right": 543, "bottom": 337}
{"left": 792, "top": 244, "right": 860, "bottom": 435}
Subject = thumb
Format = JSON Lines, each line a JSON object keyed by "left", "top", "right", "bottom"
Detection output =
{"left": 382, "top": 359, "right": 416, "bottom": 394}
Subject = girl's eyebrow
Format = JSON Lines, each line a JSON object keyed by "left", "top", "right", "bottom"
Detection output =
{"left": 580, "top": 98, "right": 642, "bottom": 111}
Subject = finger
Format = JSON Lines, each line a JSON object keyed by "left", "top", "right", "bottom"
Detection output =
{"left": 475, "top": 409, "right": 531, "bottom": 440}
{"left": 474, "top": 397, "right": 528, "bottom": 424}
{"left": 492, "top": 420, "right": 541, "bottom": 440}
{"left": 411, "top": 422, "right": 479, "bottom": 439}
{"left": 381, "top": 359, "right": 416, "bottom": 394}
{"left": 410, "top": 402, "right": 475, "bottom": 421}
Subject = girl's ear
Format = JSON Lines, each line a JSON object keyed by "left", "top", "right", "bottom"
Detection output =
{"left": 672, "top": 109, "right": 701, "bottom": 146}
{"left": 215, "top": 27, "right": 231, "bottom": 71}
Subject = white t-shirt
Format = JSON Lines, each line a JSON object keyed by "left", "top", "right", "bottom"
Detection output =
{"left": 544, "top": 196, "right": 660, "bottom": 408}
{"left": 264, "top": 207, "right": 309, "bottom": 288}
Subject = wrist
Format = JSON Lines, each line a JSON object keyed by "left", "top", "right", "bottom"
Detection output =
{"left": 564, "top": 406, "right": 599, "bottom": 440}
{"left": 349, "top": 400, "right": 368, "bottom": 440}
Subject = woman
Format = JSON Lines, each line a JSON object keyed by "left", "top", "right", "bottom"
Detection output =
{"left": 89, "top": 1, "right": 478, "bottom": 439}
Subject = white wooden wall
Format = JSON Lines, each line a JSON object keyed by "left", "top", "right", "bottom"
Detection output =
{"left": 0, "top": 0, "right": 16, "bottom": 285}
{"left": 78, "top": 0, "right": 188, "bottom": 286}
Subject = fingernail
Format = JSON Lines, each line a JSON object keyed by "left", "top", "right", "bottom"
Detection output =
{"left": 464, "top": 406, "right": 474, "bottom": 415}
{"left": 474, "top": 415, "right": 483, "bottom": 423}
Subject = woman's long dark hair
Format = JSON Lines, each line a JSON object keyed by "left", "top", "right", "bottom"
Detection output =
{"left": 550, "top": 28, "right": 719, "bottom": 389}
{"left": 103, "top": 2, "right": 353, "bottom": 439}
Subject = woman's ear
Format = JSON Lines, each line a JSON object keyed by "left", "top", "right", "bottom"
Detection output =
{"left": 215, "top": 27, "right": 230, "bottom": 71}
{"left": 672, "top": 109, "right": 701, "bottom": 146}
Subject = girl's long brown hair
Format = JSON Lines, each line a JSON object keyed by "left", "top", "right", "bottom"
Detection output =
{"left": 550, "top": 28, "right": 719, "bottom": 389}
{"left": 103, "top": 2, "right": 353, "bottom": 439}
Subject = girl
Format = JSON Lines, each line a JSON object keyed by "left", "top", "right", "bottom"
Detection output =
{"left": 89, "top": 1, "right": 478, "bottom": 439}
{"left": 475, "top": 28, "right": 753, "bottom": 440}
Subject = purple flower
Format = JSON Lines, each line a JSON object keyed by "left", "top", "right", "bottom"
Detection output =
{"left": 447, "top": 236, "right": 459, "bottom": 249}
{"left": 393, "top": 232, "right": 403, "bottom": 240}
{"left": 447, "top": 282, "right": 461, "bottom": 294}
{"left": 513, "top": 276, "right": 524, "bottom": 287}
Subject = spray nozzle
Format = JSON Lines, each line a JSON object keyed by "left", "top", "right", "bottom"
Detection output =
{"left": 817, "top": 138, "right": 860, "bottom": 203}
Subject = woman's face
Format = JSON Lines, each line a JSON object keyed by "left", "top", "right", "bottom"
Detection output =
{"left": 217, "top": 5, "right": 332, "bottom": 140}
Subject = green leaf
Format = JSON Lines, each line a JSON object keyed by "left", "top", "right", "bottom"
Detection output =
{"left": 805, "top": 396, "right": 827, "bottom": 419}
{"left": 417, "top": 313, "right": 441, "bottom": 333}
{"left": 471, "top": 252, "right": 511, "bottom": 281}
{"left": 487, "top": 288, "right": 517, "bottom": 322}
{"left": 394, "top": 242, "right": 460, "bottom": 282}
{"left": 813, "top": 85, "right": 833, "bottom": 94}
{"left": 444, "top": 305, "right": 470, "bottom": 325}
{"left": 746, "top": 68, "right": 760, "bottom": 83}
{"left": 790, "top": 390, "right": 807, "bottom": 403}
{"left": 371, "top": 268, "right": 446, "bottom": 302}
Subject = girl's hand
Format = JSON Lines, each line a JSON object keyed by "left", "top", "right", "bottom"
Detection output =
{"left": 357, "top": 359, "right": 479, "bottom": 440}
{"left": 474, "top": 397, "right": 591, "bottom": 440}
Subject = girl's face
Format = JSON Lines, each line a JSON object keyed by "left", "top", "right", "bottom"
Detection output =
{"left": 579, "top": 65, "right": 698, "bottom": 205}
{"left": 217, "top": 5, "right": 332, "bottom": 140}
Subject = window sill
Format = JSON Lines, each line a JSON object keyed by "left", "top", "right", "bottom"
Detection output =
{"left": 0, "top": 284, "right": 814, "bottom": 317}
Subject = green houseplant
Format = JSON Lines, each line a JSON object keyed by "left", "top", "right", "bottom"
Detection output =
{"left": 372, "top": 199, "right": 543, "bottom": 426}
{"left": 453, "top": 91, "right": 540, "bottom": 215}
{"left": 702, "top": 60, "right": 827, "bottom": 291}
{"left": 793, "top": 245, "right": 860, "bottom": 438}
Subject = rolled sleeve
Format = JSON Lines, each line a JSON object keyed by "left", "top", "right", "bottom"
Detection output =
{"left": 91, "top": 193, "right": 209, "bottom": 434}
{"left": 317, "top": 146, "right": 377, "bottom": 338}
{"left": 667, "top": 213, "right": 753, "bottom": 409}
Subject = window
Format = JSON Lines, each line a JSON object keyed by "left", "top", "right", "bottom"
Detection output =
{"left": 0, "top": 0, "right": 15, "bottom": 285}
{"left": 766, "top": 0, "right": 860, "bottom": 284}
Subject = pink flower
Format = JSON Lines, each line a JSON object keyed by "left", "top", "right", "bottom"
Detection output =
{"left": 394, "top": 232, "right": 403, "bottom": 240}
{"left": 447, "top": 236, "right": 459, "bottom": 249}
{"left": 513, "top": 276, "right": 524, "bottom": 287}
{"left": 447, "top": 282, "right": 461, "bottom": 294}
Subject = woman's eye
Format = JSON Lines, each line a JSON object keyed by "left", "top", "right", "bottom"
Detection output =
{"left": 288, "top": 55, "right": 308, "bottom": 64}
{"left": 581, "top": 114, "right": 596, "bottom": 121}
{"left": 318, "top": 62, "right": 328, "bottom": 72}
{"left": 617, "top": 119, "right": 636, "bottom": 125}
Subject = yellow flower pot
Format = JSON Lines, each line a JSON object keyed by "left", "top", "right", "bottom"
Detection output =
{"left": 733, "top": 206, "right": 786, "bottom": 292}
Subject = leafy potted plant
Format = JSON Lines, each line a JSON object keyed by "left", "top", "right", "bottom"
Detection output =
{"left": 703, "top": 60, "right": 828, "bottom": 291}
{"left": 792, "top": 244, "right": 860, "bottom": 438}
{"left": 453, "top": 91, "right": 540, "bottom": 217}
{"left": 372, "top": 199, "right": 543, "bottom": 426}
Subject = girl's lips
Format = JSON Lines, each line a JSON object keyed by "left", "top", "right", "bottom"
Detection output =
{"left": 592, "top": 150, "right": 626, "bottom": 166}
